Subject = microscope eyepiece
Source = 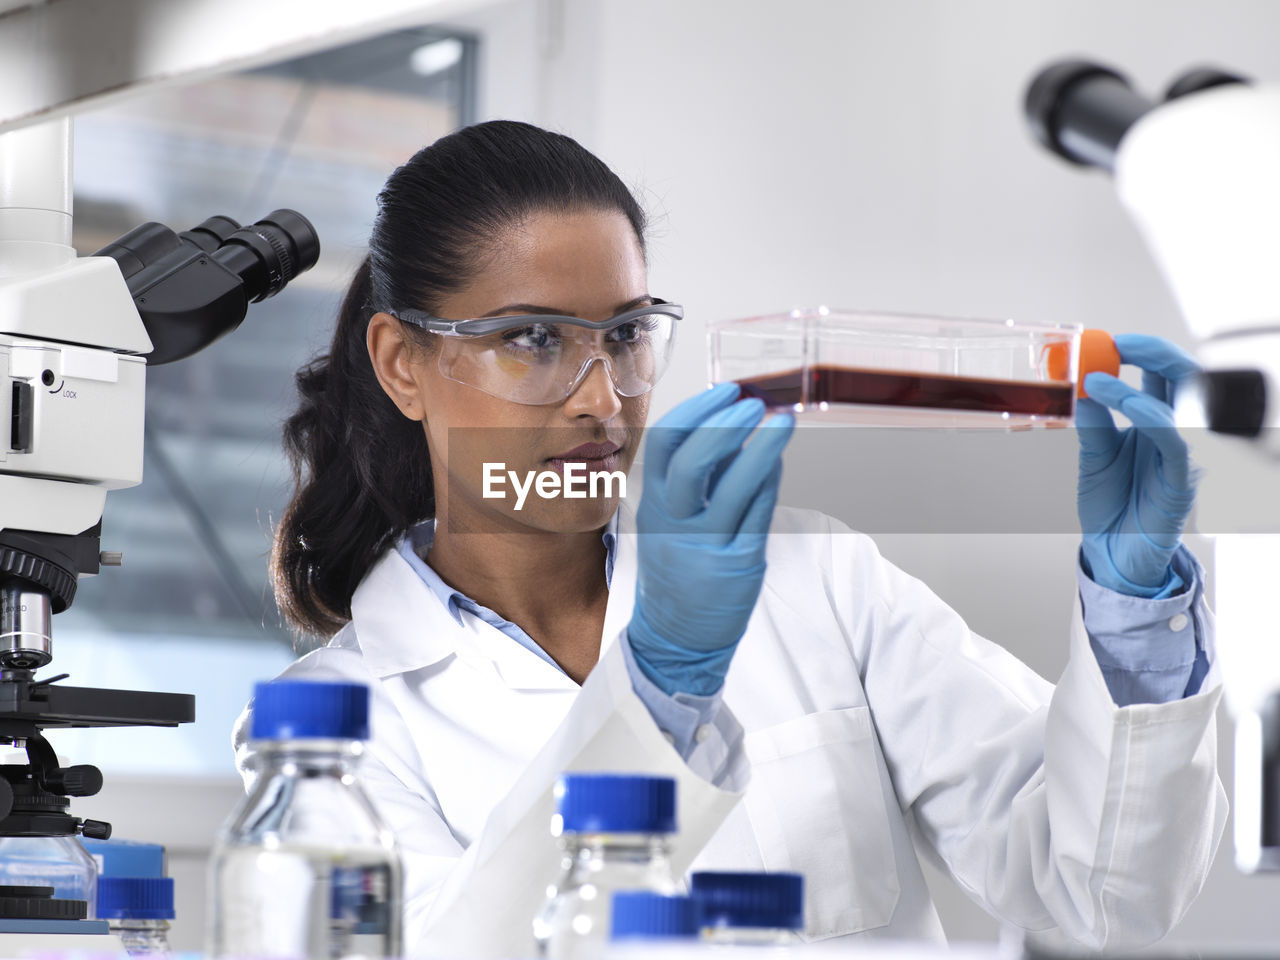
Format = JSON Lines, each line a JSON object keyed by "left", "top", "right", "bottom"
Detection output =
{"left": 213, "top": 209, "right": 321, "bottom": 304}
{"left": 1164, "top": 66, "right": 1250, "bottom": 102}
{"left": 1024, "top": 59, "right": 1155, "bottom": 172}
{"left": 179, "top": 215, "right": 241, "bottom": 254}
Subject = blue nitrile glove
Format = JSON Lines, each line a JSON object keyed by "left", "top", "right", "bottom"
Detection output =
{"left": 628, "top": 382, "right": 796, "bottom": 696}
{"left": 1076, "top": 334, "right": 1201, "bottom": 598}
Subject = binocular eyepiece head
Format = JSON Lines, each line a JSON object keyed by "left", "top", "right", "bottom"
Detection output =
{"left": 95, "top": 208, "right": 320, "bottom": 365}
{"left": 1024, "top": 59, "right": 1250, "bottom": 173}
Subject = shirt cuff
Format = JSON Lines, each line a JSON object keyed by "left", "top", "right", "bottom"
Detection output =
{"left": 1077, "top": 543, "right": 1211, "bottom": 707}
{"left": 620, "top": 630, "right": 723, "bottom": 759}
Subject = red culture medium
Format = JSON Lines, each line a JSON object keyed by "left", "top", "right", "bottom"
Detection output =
{"left": 737, "top": 365, "right": 1074, "bottom": 417}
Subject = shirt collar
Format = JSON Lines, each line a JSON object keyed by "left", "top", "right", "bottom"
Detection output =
{"left": 395, "top": 514, "right": 620, "bottom": 627}
{"left": 350, "top": 506, "right": 632, "bottom": 680}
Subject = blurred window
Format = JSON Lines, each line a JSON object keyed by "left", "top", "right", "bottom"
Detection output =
{"left": 63, "top": 27, "right": 475, "bottom": 649}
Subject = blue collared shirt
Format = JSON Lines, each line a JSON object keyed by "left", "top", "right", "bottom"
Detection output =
{"left": 397, "top": 520, "right": 1209, "bottom": 758}
{"left": 1076, "top": 544, "right": 1209, "bottom": 704}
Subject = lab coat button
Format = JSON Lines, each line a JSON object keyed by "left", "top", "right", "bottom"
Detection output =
{"left": 661, "top": 730, "right": 676, "bottom": 745}
{"left": 694, "top": 724, "right": 712, "bottom": 744}
{"left": 1168, "top": 613, "right": 1189, "bottom": 632}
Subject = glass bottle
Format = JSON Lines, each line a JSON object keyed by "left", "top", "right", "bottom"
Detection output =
{"left": 534, "top": 773, "right": 679, "bottom": 960}
{"left": 207, "top": 679, "right": 402, "bottom": 959}
{"left": 0, "top": 835, "right": 97, "bottom": 915}
{"left": 691, "top": 871, "right": 805, "bottom": 945}
{"left": 97, "top": 875, "right": 173, "bottom": 955}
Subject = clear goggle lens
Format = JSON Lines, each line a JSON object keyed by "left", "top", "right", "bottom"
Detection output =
{"left": 436, "top": 313, "right": 678, "bottom": 405}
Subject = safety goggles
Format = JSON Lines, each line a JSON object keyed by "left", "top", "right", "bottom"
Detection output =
{"left": 387, "top": 300, "right": 682, "bottom": 405}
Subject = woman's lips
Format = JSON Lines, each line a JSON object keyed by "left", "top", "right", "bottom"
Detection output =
{"left": 546, "top": 443, "right": 623, "bottom": 475}
{"left": 555, "top": 442, "right": 621, "bottom": 459}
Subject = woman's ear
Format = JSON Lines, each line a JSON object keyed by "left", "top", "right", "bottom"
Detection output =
{"left": 367, "top": 312, "right": 427, "bottom": 421}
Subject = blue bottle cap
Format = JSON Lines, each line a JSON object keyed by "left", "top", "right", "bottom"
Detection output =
{"left": 610, "top": 892, "right": 697, "bottom": 940}
{"left": 251, "top": 680, "right": 370, "bottom": 741}
{"left": 691, "top": 871, "right": 804, "bottom": 930}
{"left": 80, "top": 838, "right": 165, "bottom": 878}
{"left": 554, "top": 774, "right": 676, "bottom": 834}
{"left": 96, "top": 876, "right": 175, "bottom": 920}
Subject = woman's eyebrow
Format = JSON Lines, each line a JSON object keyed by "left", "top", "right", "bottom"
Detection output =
{"left": 479, "top": 295, "right": 654, "bottom": 319}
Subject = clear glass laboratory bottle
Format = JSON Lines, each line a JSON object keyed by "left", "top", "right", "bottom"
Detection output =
{"left": 207, "top": 680, "right": 403, "bottom": 960}
{"left": 97, "top": 876, "right": 174, "bottom": 955}
{"left": 690, "top": 871, "right": 805, "bottom": 945}
{"left": 0, "top": 835, "right": 97, "bottom": 915}
{"left": 534, "top": 774, "right": 679, "bottom": 960}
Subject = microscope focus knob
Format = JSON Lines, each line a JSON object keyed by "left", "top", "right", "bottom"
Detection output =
{"left": 50, "top": 765, "right": 103, "bottom": 798}
{"left": 80, "top": 819, "right": 112, "bottom": 841}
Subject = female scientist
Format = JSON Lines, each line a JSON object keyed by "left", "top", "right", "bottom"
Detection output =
{"left": 236, "top": 121, "right": 1224, "bottom": 956}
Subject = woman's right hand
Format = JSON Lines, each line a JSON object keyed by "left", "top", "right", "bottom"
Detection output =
{"left": 627, "top": 382, "right": 795, "bottom": 696}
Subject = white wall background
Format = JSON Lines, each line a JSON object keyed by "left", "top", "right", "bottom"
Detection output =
{"left": 449, "top": 0, "right": 1280, "bottom": 948}
{"left": 51, "top": 0, "right": 1280, "bottom": 950}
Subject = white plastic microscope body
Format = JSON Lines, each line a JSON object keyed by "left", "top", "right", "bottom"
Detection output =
{"left": 0, "top": 120, "right": 151, "bottom": 537}
{"left": 1112, "top": 81, "right": 1280, "bottom": 872}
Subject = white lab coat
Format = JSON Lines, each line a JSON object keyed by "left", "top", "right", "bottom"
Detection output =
{"left": 235, "top": 504, "right": 1226, "bottom": 958}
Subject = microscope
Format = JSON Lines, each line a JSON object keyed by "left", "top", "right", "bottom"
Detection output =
{"left": 1024, "top": 60, "right": 1280, "bottom": 874}
{"left": 0, "top": 116, "right": 318, "bottom": 926}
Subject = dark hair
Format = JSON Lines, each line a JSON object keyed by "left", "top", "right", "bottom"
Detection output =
{"left": 273, "top": 121, "right": 648, "bottom": 639}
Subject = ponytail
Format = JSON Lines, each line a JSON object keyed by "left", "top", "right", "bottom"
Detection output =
{"left": 272, "top": 257, "right": 433, "bottom": 639}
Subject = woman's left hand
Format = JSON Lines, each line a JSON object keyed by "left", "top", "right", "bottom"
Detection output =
{"left": 1075, "top": 334, "right": 1201, "bottom": 597}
